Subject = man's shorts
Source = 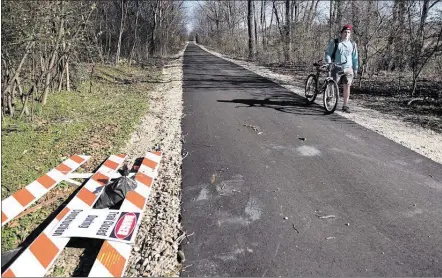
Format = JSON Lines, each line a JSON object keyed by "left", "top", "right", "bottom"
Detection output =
{"left": 331, "top": 67, "right": 354, "bottom": 86}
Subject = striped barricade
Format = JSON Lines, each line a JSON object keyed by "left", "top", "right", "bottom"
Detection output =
{"left": 1, "top": 155, "right": 90, "bottom": 227}
{"left": 88, "top": 151, "right": 162, "bottom": 277}
{"left": 2, "top": 154, "right": 127, "bottom": 278}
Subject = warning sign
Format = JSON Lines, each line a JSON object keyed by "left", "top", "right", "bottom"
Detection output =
{"left": 51, "top": 209, "right": 140, "bottom": 244}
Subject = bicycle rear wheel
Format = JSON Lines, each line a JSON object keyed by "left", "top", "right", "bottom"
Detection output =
{"left": 323, "top": 79, "right": 339, "bottom": 113}
{"left": 304, "top": 74, "right": 318, "bottom": 105}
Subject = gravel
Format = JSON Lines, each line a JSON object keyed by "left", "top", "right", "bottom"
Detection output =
{"left": 122, "top": 44, "right": 187, "bottom": 277}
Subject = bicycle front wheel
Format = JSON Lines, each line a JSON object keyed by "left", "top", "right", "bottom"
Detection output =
{"left": 304, "top": 74, "right": 318, "bottom": 105}
{"left": 323, "top": 79, "right": 339, "bottom": 114}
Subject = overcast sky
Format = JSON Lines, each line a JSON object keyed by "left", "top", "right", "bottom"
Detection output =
{"left": 183, "top": 0, "right": 200, "bottom": 34}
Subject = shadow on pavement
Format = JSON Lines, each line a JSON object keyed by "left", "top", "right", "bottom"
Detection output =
{"left": 183, "top": 44, "right": 359, "bottom": 123}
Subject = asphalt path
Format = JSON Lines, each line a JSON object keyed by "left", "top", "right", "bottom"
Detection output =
{"left": 180, "top": 43, "right": 442, "bottom": 276}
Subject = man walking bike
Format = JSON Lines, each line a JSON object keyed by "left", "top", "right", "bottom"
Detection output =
{"left": 324, "top": 24, "right": 359, "bottom": 113}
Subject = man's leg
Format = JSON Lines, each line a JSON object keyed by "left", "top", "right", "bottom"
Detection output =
{"left": 341, "top": 69, "right": 354, "bottom": 111}
{"left": 343, "top": 84, "right": 350, "bottom": 107}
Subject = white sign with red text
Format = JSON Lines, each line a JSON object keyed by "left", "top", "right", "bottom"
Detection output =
{"left": 51, "top": 209, "right": 140, "bottom": 244}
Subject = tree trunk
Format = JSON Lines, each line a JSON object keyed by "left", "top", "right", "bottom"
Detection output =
{"left": 254, "top": 1, "right": 258, "bottom": 55}
{"left": 42, "top": 16, "right": 64, "bottom": 105}
{"left": 351, "top": 1, "right": 359, "bottom": 36}
{"left": 30, "top": 83, "right": 36, "bottom": 121}
{"left": 284, "top": 0, "right": 291, "bottom": 62}
{"left": 150, "top": 1, "right": 159, "bottom": 56}
{"left": 115, "top": 0, "right": 126, "bottom": 65}
{"left": 329, "top": 0, "right": 333, "bottom": 39}
{"left": 396, "top": 0, "right": 407, "bottom": 71}
{"left": 386, "top": 0, "right": 400, "bottom": 71}
{"left": 1, "top": 59, "right": 9, "bottom": 114}
{"left": 273, "top": 1, "right": 285, "bottom": 61}
{"left": 89, "top": 64, "right": 95, "bottom": 94}
{"left": 304, "top": 0, "right": 313, "bottom": 24}
{"left": 16, "top": 77, "right": 24, "bottom": 112}
{"left": 248, "top": 0, "right": 255, "bottom": 60}
{"left": 106, "top": 8, "right": 111, "bottom": 60}
{"left": 58, "top": 60, "right": 65, "bottom": 92}
{"left": 273, "top": 1, "right": 283, "bottom": 37}
{"left": 58, "top": 32, "right": 70, "bottom": 92}
{"left": 304, "top": 0, "right": 319, "bottom": 27}
{"left": 65, "top": 54, "right": 70, "bottom": 91}
{"left": 158, "top": 3, "right": 165, "bottom": 57}
{"left": 261, "top": 0, "right": 267, "bottom": 48}
{"left": 94, "top": 33, "right": 105, "bottom": 64}
{"left": 292, "top": 0, "right": 298, "bottom": 61}
{"left": 3, "top": 41, "right": 35, "bottom": 101}
{"left": 19, "top": 92, "right": 30, "bottom": 118}
{"left": 18, "top": 77, "right": 31, "bottom": 118}
{"left": 335, "top": 0, "right": 343, "bottom": 30}
{"left": 410, "top": 0, "right": 441, "bottom": 97}
{"left": 145, "top": 21, "right": 150, "bottom": 61}
{"left": 8, "top": 81, "right": 16, "bottom": 117}
{"left": 129, "top": 0, "right": 140, "bottom": 66}
{"left": 361, "top": 0, "right": 374, "bottom": 76}
{"left": 41, "top": 2, "right": 94, "bottom": 104}
{"left": 412, "top": 0, "right": 430, "bottom": 72}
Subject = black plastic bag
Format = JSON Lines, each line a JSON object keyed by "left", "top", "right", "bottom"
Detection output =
{"left": 94, "top": 165, "right": 137, "bottom": 209}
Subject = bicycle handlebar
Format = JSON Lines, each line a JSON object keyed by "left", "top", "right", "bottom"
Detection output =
{"left": 313, "top": 59, "right": 347, "bottom": 67}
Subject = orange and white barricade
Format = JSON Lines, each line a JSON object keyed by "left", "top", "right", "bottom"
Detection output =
{"left": 88, "top": 151, "right": 162, "bottom": 277}
{"left": 2, "top": 154, "right": 127, "bottom": 277}
{"left": 1, "top": 155, "right": 90, "bottom": 226}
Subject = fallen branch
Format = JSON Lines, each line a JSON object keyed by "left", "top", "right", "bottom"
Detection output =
{"left": 407, "top": 97, "right": 425, "bottom": 106}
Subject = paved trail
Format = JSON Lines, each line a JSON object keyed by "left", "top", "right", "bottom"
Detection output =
{"left": 180, "top": 43, "right": 442, "bottom": 276}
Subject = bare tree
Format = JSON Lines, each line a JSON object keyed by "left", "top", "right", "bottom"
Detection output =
{"left": 115, "top": 0, "right": 127, "bottom": 65}
{"left": 1, "top": 0, "right": 187, "bottom": 116}
{"left": 248, "top": 0, "right": 256, "bottom": 60}
{"left": 129, "top": 0, "right": 140, "bottom": 65}
{"left": 284, "top": 0, "right": 292, "bottom": 62}
{"left": 408, "top": 0, "right": 442, "bottom": 96}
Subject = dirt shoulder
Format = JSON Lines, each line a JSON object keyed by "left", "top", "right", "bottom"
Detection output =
{"left": 196, "top": 43, "right": 442, "bottom": 165}
{"left": 46, "top": 45, "right": 188, "bottom": 277}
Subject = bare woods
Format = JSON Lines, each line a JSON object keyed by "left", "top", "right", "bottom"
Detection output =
{"left": 2, "top": 0, "right": 441, "bottom": 119}
{"left": 192, "top": 0, "right": 442, "bottom": 98}
{"left": 1, "top": 0, "right": 187, "bottom": 118}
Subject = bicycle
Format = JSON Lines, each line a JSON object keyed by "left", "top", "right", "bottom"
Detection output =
{"left": 304, "top": 59, "right": 346, "bottom": 114}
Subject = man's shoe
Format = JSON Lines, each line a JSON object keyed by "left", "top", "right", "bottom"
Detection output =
{"left": 342, "top": 106, "right": 351, "bottom": 113}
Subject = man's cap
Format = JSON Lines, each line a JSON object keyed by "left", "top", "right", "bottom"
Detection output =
{"left": 341, "top": 24, "right": 352, "bottom": 32}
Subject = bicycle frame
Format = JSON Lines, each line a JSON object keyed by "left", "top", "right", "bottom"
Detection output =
{"left": 313, "top": 60, "right": 345, "bottom": 93}
{"left": 305, "top": 59, "right": 347, "bottom": 113}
